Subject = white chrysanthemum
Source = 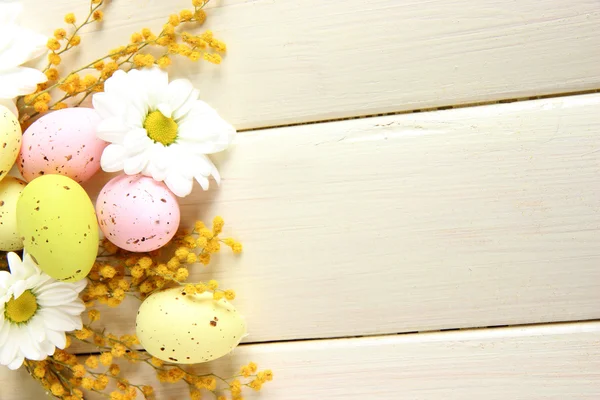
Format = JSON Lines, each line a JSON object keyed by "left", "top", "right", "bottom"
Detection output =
{"left": 0, "top": 2, "right": 48, "bottom": 116}
{"left": 92, "top": 67, "right": 236, "bottom": 197}
{"left": 0, "top": 252, "right": 86, "bottom": 370}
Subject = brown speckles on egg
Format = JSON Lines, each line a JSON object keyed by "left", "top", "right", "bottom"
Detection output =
{"left": 17, "top": 108, "right": 106, "bottom": 183}
{"left": 96, "top": 174, "right": 180, "bottom": 252}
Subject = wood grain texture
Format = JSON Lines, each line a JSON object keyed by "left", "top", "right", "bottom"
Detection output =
{"left": 3, "top": 322, "right": 600, "bottom": 399}
{"left": 67, "top": 94, "right": 600, "bottom": 353}
{"left": 19, "top": 0, "right": 600, "bottom": 129}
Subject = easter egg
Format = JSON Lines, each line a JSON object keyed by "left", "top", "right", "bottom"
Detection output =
{"left": 18, "top": 108, "right": 106, "bottom": 183}
{"left": 0, "top": 105, "right": 21, "bottom": 183}
{"left": 96, "top": 174, "right": 180, "bottom": 252}
{"left": 136, "top": 287, "right": 246, "bottom": 364}
{"left": 0, "top": 177, "right": 27, "bottom": 251}
{"left": 16, "top": 174, "right": 99, "bottom": 281}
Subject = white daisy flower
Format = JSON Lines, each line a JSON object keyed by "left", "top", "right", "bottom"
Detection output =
{"left": 0, "top": 252, "right": 86, "bottom": 370}
{"left": 0, "top": 1, "right": 48, "bottom": 116}
{"left": 92, "top": 67, "right": 236, "bottom": 197}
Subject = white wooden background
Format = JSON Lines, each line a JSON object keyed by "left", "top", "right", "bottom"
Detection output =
{"left": 2, "top": 0, "right": 600, "bottom": 398}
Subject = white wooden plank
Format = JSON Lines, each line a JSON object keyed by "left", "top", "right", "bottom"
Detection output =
{"left": 3, "top": 322, "right": 600, "bottom": 399}
{"left": 71, "top": 94, "right": 600, "bottom": 350}
{"left": 18, "top": 0, "right": 600, "bottom": 129}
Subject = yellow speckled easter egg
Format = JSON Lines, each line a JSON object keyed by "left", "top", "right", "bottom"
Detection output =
{"left": 0, "top": 105, "right": 21, "bottom": 183}
{"left": 136, "top": 288, "right": 246, "bottom": 364}
{"left": 0, "top": 177, "right": 27, "bottom": 251}
{"left": 16, "top": 174, "right": 98, "bottom": 281}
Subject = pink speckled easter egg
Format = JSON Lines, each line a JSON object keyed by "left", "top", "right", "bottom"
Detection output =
{"left": 96, "top": 174, "right": 180, "bottom": 252}
{"left": 18, "top": 108, "right": 106, "bottom": 183}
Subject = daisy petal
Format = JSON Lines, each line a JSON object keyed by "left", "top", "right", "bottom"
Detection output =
{"left": 37, "top": 288, "right": 79, "bottom": 307}
{"left": 0, "top": 321, "right": 10, "bottom": 347}
{"left": 46, "top": 329, "right": 67, "bottom": 349}
{"left": 101, "top": 144, "right": 127, "bottom": 172}
{"left": 7, "top": 355, "right": 24, "bottom": 370}
{"left": 164, "top": 171, "right": 194, "bottom": 197}
{"left": 0, "top": 67, "right": 47, "bottom": 98}
{"left": 96, "top": 117, "right": 130, "bottom": 143}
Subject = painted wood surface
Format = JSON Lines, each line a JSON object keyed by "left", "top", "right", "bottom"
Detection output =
{"left": 19, "top": 0, "right": 600, "bottom": 129}
{"left": 3, "top": 322, "right": 600, "bottom": 399}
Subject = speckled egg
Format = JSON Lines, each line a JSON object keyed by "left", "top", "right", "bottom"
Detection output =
{"left": 18, "top": 108, "right": 106, "bottom": 183}
{"left": 136, "top": 288, "right": 247, "bottom": 364}
{"left": 0, "top": 105, "right": 21, "bottom": 183}
{"left": 16, "top": 174, "right": 99, "bottom": 281}
{"left": 96, "top": 174, "right": 180, "bottom": 252}
{"left": 0, "top": 177, "right": 27, "bottom": 251}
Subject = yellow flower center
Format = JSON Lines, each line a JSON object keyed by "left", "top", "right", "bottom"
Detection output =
{"left": 5, "top": 290, "right": 38, "bottom": 324}
{"left": 144, "top": 110, "right": 178, "bottom": 146}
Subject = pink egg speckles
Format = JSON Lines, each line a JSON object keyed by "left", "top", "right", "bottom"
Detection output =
{"left": 18, "top": 108, "right": 106, "bottom": 183}
{"left": 96, "top": 174, "right": 180, "bottom": 252}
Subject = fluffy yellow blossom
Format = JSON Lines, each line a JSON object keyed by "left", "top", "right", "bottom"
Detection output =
{"left": 204, "top": 53, "right": 222, "bottom": 64}
{"left": 95, "top": 375, "right": 109, "bottom": 390}
{"left": 248, "top": 362, "right": 258, "bottom": 373}
{"left": 195, "top": 9, "right": 207, "bottom": 23}
{"left": 100, "top": 265, "right": 117, "bottom": 279}
{"left": 45, "top": 68, "right": 59, "bottom": 81}
{"left": 194, "top": 221, "right": 206, "bottom": 231}
{"left": 186, "top": 253, "right": 198, "bottom": 263}
{"left": 142, "top": 386, "right": 154, "bottom": 397}
{"left": 180, "top": 9, "right": 193, "bottom": 21}
{"left": 190, "top": 389, "right": 202, "bottom": 400}
{"left": 150, "top": 357, "right": 164, "bottom": 368}
{"left": 175, "top": 247, "right": 190, "bottom": 261}
{"left": 50, "top": 382, "right": 65, "bottom": 396}
{"left": 113, "top": 288, "right": 126, "bottom": 301}
{"left": 109, "top": 391, "right": 124, "bottom": 400}
{"left": 167, "top": 257, "right": 180, "bottom": 270}
{"left": 218, "top": 397, "right": 227, "bottom": 400}
{"left": 34, "top": 364, "right": 46, "bottom": 378}
{"left": 99, "top": 352, "right": 113, "bottom": 366}
{"left": 175, "top": 268, "right": 189, "bottom": 281}
{"left": 82, "top": 377, "right": 95, "bottom": 390}
{"left": 195, "top": 283, "right": 207, "bottom": 293}
{"left": 199, "top": 228, "right": 213, "bottom": 239}
{"left": 207, "top": 280, "right": 219, "bottom": 290}
{"left": 54, "top": 28, "right": 67, "bottom": 40}
{"left": 48, "top": 53, "right": 61, "bottom": 65}
{"left": 213, "top": 291, "right": 224, "bottom": 301}
{"left": 206, "top": 239, "right": 220, "bottom": 253}
{"left": 184, "top": 284, "right": 197, "bottom": 294}
{"left": 64, "top": 13, "right": 76, "bottom": 24}
{"left": 72, "top": 388, "right": 84, "bottom": 399}
{"left": 74, "top": 328, "right": 92, "bottom": 340}
{"left": 85, "top": 355, "right": 99, "bottom": 369}
{"left": 109, "top": 363, "right": 121, "bottom": 376}
{"left": 72, "top": 364, "right": 86, "bottom": 377}
{"left": 241, "top": 365, "right": 252, "bottom": 378}
{"left": 111, "top": 343, "right": 127, "bottom": 358}
{"left": 212, "top": 216, "right": 224, "bottom": 234}
{"left": 46, "top": 38, "right": 60, "bottom": 51}
{"left": 138, "top": 257, "right": 153, "bottom": 269}
{"left": 192, "top": 0, "right": 205, "bottom": 6}
{"left": 232, "top": 242, "right": 243, "bottom": 254}
{"left": 199, "top": 253, "right": 211, "bottom": 265}
{"left": 157, "top": 56, "right": 172, "bottom": 68}
{"left": 131, "top": 32, "right": 143, "bottom": 43}
{"left": 139, "top": 281, "right": 154, "bottom": 293}
{"left": 53, "top": 102, "right": 68, "bottom": 110}
{"left": 69, "top": 35, "right": 81, "bottom": 46}
{"left": 224, "top": 289, "right": 236, "bottom": 301}
{"left": 196, "top": 237, "right": 208, "bottom": 248}
{"left": 107, "top": 297, "right": 122, "bottom": 307}
{"left": 168, "top": 14, "right": 180, "bottom": 26}
{"left": 130, "top": 265, "right": 144, "bottom": 278}
{"left": 248, "top": 379, "right": 263, "bottom": 391}
{"left": 141, "top": 28, "right": 153, "bottom": 39}
{"left": 93, "top": 10, "right": 104, "bottom": 21}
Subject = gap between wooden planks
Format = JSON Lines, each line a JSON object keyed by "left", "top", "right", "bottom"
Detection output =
{"left": 69, "top": 93, "right": 600, "bottom": 354}
{"left": 3, "top": 321, "right": 600, "bottom": 399}
{"left": 20, "top": 0, "right": 600, "bottom": 130}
